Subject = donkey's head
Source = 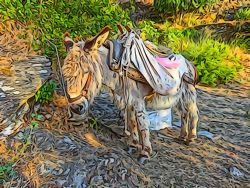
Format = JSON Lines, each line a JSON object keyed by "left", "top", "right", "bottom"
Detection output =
{"left": 62, "top": 26, "right": 111, "bottom": 120}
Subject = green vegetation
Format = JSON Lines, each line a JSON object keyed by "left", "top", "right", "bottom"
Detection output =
{"left": 154, "top": 0, "right": 216, "bottom": 14}
{"left": 30, "top": 113, "right": 44, "bottom": 128}
{"left": 0, "top": 0, "right": 132, "bottom": 56}
{"left": 35, "top": 79, "right": 57, "bottom": 104}
{"left": 0, "top": 0, "right": 246, "bottom": 86}
{"left": 0, "top": 162, "right": 15, "bottom": 184}
{"left": 89, "top": 116, "right": 100, "bottom": 130}
{"left": 182, "top": 39, "right": 241, "bottom": 86}
{"left": 235, "top": 7, "right": 250, "bottom": 20}
{"left": 139, "top": 21, "right": 242, "bottom": 86}
{"left": 139, "top": 21, "right": 161, "bottom": 44}
{"left": 230, "top": 35, "right": 250, "bottom": 52}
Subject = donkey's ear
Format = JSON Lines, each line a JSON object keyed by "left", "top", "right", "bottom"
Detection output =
{"left": 125, "top": 25, "right": 132, "bottom": 32}
{"left": 84, "top": 26, "right": 111, "bottom": 51}
{"left": 117, "top": 23, "right": 124, "bottom": 35}
{"left": 64, "top": 32, "right": 74, "bottom": 52}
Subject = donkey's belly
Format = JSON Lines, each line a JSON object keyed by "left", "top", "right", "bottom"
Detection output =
{"left": 146, "top": 93, "right": 180, "bottom": 110}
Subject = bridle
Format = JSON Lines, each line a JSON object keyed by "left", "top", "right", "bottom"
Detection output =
{"left": 66, "top": 73, "right": 92, "bottom": 103}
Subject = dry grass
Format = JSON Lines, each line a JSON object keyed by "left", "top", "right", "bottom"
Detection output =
{"left": 0, "top": 20, "right": 35, "bottom": 76}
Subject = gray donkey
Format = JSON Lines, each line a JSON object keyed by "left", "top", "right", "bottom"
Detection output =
{"left": 62, "top": 25, "right": 199, "bottom": 162}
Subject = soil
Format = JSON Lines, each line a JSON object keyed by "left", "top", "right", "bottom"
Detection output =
{"left": 1, "top": 76, "right": 249, "bottom": 187}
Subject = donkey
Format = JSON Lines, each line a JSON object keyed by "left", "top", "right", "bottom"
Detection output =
{"left": 62, "top": 25, "right": 199, "bottom": 163}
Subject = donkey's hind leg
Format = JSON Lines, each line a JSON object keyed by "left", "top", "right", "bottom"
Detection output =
{"left": 178, "top": 83, "right": 199, "bottom": 142}
{"left": 179, "top": 113, "right": 189, "bottom": 141}
{"left": 187, "top": 89, "right": 199, "bottom": 142}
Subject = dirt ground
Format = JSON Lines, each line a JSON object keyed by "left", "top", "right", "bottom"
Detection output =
{"left": 0, "top": 73, "right": 249, "bottom": 187}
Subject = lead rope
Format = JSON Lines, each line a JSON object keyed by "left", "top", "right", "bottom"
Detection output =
{"left": 120, "top": 31, "right": 135, "bottom": 136}
{"left": 47, "top": 41, "right": 71, "bottom": 116}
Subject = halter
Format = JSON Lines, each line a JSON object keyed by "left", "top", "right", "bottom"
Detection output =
{"left": 66, "top": 73, "right": 92, "bottom": 103}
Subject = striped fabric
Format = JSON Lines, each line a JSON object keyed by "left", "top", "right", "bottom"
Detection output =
{"left": 117, "top": 30, "right": 197, "bottom": 95}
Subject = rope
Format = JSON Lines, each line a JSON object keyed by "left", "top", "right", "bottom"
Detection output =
{"left": 47, "top": 41, "right": 70, "bottom": 114}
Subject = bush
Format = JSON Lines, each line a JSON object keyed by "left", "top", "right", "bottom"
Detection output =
{"left": 138, "top": 21, "right": 242, "bottom": 86}
{"left": 182, "top": 39, "right": 242, "bottom": 86}
{"left": 154, "top": 0, "right": 216, "bottom": 14}
{"left": 0, "top": 0, "right": 132, "bottom": 56}
{"left": 230, "top": 35, "right": 250, "bottom": 53}
{"left": 35, "top": 80, "right": 57, "bottom": 104}
{"left": 139, "top": 21, "right": 161, "bottom": 44}
{"left": 0, "top": 162, "right": 15, "bottom": 184}
{"left": 235, "top": 7, "right": 250, "bottom": 20}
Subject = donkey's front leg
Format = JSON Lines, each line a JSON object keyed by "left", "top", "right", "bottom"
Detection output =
{"left": 133, "top": 101, "right": 152, "bottom": 164}
{"left": 126, "top": 106, "right": 141, "bottom": 154}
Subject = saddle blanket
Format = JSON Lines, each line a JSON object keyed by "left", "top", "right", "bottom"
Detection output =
{"left": 124, "top": 31, "right": 196, "bottom": 95}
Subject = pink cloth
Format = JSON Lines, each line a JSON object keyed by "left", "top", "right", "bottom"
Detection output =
{"left": 155, "top": 57, "right": 180, "bottom": 69}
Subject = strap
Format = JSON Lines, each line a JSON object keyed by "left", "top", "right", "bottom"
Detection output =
{"left": 67, "top": 74, "right": 92, "bottom": 103}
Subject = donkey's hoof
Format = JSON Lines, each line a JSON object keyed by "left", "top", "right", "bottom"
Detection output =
{"left": 177, "top": 136, "right": 186, "bottom": 144}
{"left": 138, "top": 155, "right": 150, "bottom": 164}
{"left": 188, "top": 135, "right": 197, "bottom": 143}
{"left": 127, "top": 146, "right": 137, "bottom": 155}
{"left": 178, "top": 135, "right": 186, "bottom": 141}
{"left": 184, "top": 140, "right": 190, "bottom": 145}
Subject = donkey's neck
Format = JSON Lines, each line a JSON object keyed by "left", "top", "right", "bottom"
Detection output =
{"left": 98, "top": 46, "right": 120, "bottom": 91}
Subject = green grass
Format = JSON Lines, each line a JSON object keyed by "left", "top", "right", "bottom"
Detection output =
{"left": 235, "top": 7, "right": 250, "bottom": 20}
{"left": 230, "top": 35, "right": 250, "bottom": 53}
{"left": 0, "top": 162, "right": 15, "bottom": 184}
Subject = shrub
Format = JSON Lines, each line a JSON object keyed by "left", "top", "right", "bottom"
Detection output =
{"left": 230, "top": 35, "right": 250, "bottom": 53}
{"left": 0, "top": 0, "right": 132, "bottom": 56}
{"left": 181, "top": 39, "right": 242, "bottom": 86}
{"left": 0, "top": 162, "right": 15, "bottom": 184}
{"left": 235, "top": 7, "right": 250, "bottom": 20}
{"left": 138, "top": 21, "right": 242, "bottom": 86}
{"left": 35, "top": 79, "right": 57, "bottom": 104}
{"left": 139, "top": 21, "right": 161, "bottom": 44}
{"left": 154, "top": 0, "right": 216, "bottom": 14}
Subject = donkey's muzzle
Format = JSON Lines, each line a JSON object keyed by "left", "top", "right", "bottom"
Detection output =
{"left": 70, "top": 104, "right": 86, "bottom": 115}
{"left": 68, "top": 97, "right": 89, "bottom": 122}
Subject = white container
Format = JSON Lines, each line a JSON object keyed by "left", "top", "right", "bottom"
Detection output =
{"left": 148, "top": 108, "right": 172, "bottom": 130}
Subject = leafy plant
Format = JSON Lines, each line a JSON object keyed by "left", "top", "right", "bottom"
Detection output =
{"left": 138, "top": 21, "right": 242, "bottom": 86}
{"left": 89, "top": 117, "right": 99, "bottom": 130}
{"left": 230, "top": 36, "right": 250, "bottom": 52}
{"left": 139, "top": 20, "right": 161, "bottom": 44}
{"left": 235, "top": 7, "right": 250, "bottom": 20}
{"left": 30, "top": 121, "right": 39, "bottom": 128}
{"left": 182, "top": 38, "right": 242, "bottom": 86}
{"left": 35, "top": 80, "right": 57, "bottom": 104}
{"left": 0, "top": 162, "right": 15, "bottom": 184}
{"left": 0, "top": 0, "right": 132, "bottom": 57}
{"left": 154, "top": 0, "right": 216, "bottom": 14}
